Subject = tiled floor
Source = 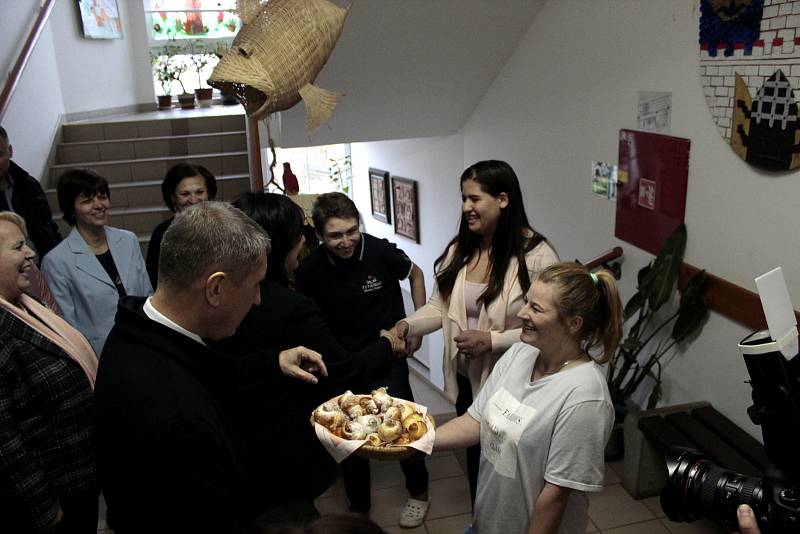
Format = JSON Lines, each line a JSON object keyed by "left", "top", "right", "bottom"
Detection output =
{"left": 96, "top": 369, "right": 727, "bottom": 533}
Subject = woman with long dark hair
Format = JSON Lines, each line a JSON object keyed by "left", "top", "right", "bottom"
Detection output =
{"left": 215, "top": 192, "right": 400, "bottom": 521}
{"left": 390, "top": 160, "right": 559, "bottom": 504}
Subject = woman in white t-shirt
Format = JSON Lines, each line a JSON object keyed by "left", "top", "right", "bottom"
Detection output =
{"left": 433, "top": 262, "right": 623, "bottom": 534}
{"left": 390, "top": 160, "right": 558, "bottom": 505}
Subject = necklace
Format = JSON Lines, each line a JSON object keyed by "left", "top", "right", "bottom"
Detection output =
{"left": 539, "top": 359, "right": 574, "bottom": 376}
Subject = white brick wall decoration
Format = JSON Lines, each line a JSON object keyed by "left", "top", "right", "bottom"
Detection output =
{"left": 700, "top": 0, "right": 800, "bottom": 170}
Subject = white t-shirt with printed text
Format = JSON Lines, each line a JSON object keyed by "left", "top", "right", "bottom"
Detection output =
{"left": 468, "top": 342, "right": 614, "bottom": 534}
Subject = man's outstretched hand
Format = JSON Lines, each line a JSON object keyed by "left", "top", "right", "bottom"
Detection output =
{"left": 279, "top": 346, "right": 327, "bottom": 384}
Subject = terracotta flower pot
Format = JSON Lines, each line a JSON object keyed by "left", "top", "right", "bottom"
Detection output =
{"left": 178, "top": 93, "right": 196, "bottom": 110}
{"left": 195, "top": 88, "right": 213, "bottom": 107}
{"left": 157, "top": 95, "right": 173, "bottom": 110}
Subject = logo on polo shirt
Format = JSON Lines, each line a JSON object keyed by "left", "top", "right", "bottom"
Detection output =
{"left": 362, "top": 274, "right": 384, "bottom": 293}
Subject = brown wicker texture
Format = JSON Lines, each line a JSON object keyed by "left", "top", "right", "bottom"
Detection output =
{"left": 209, "top": 0, "right": 349, "bottom": 130}
{"left": 311, "top": 397, "right": 436, "bottom": 462}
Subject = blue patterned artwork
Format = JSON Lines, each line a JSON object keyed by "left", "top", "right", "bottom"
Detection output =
{"left": 699, "top": 0, "right": 764, "bottom": 57}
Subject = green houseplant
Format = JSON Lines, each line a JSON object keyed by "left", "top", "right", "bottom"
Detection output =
{"left": 151, "top": 49, "right": 179, "bottom": 109}
{"left": 188, "top": 40, "right": 215, "bottom": 107}
{"left": 328, "top": 155, "right": 352, "bottom": 194}
{"left": 605, "top": 224, "right": 709, "bottom": 458}
{"left": 171, "top": 57, "right": 194, "bottom": 110}
{"left": 609, "top": 224, "right": 710, "bottom": 409}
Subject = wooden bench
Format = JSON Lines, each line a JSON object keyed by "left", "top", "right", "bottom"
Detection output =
{"left": 622, "top": 401, "right": 768, "bottom": 499}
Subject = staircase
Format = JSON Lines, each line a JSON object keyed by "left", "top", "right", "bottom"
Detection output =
{"left": 45, "top": 111, "right": 252, "bottom": 257}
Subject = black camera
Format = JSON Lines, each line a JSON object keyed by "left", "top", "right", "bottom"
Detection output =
{"left": 661, "top": 329, "right": 800, "bottom": 533}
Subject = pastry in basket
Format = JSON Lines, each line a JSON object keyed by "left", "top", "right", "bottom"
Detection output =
{"left": 342, "top": 421, "right": 367, "bottom": 440}
{"left": 313, "top": 401, "right": 345, "bottom": 430}
{"left": 345, "top": 404, "right": 365, "bottom": 420}
{"left": 383, "top": 405, "right": 401, "bottom": 422}
{"left": 338, "top": 390, "right": 359, "bottom": 411}
{"left": 314, "top": 388, "right": 430, "bottom": 447}
{"left": 402, "top": 413, "right": 427, "bottom": 441}
{"left": 357, "top": 414, "right": 380, "bottom": 434}
{"left": 371, "top": 386, "right": 393, "bottom": 413}
{"left": 377, "top": 419, "right": 403, "bottom": 442}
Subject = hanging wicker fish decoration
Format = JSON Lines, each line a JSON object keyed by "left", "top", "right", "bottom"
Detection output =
{"left": 208, "top": 0, "right": 349, "bottom": 131}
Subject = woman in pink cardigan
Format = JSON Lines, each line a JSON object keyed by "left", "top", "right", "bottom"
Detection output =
{"left": 391, "top": 160, "right": 558, "bottom": 504}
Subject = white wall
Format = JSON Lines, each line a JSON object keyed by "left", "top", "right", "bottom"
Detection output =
{"left": 1, "top": 1, "right": 154, "bottom": 178}
{"left": 1, "top": 2, "right": 65, "bottom": 178}
{"left": 277, "top": 0, "right": 546, "bottom": 148}
{"left": 463, "top": 0, "right": 793, "bottom": 436}
{"left": 351, "top": 0, "right": 794, "bottom": 437}
{"left": 49, "top": 0, "right": 153, "bottom": 113}
{"left": 351, "top": 135, "right": 464, "bottom": 389}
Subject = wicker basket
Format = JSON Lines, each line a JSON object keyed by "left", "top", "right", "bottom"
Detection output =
{"left": 311, "top": 396, "right": 436, "bottom": 461}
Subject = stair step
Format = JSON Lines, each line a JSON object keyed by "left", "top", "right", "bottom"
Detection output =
{"left": 51, "top": 110, "right": 251, "bottom": 258}
{"left": 57, "top": 131, "right": 247, "bottom": 164}
{"left": 62, "top": 114, "right": 246, "bottom": 142}
{"left": 49, "top": 151, "right": 249, "bottom": 186}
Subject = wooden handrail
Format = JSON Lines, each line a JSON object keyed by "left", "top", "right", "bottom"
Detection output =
{"left": 0, "top": 0, "right": 57, "bottom": 122}
{"left": 580, "top": 246, "right": 624, "bottom": 279}
{"left": 679, "top": 263, "right": 800, "bottom": 332}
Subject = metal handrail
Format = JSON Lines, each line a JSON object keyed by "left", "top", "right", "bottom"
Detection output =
{"left": 0, "top": 0, "right": 57, "bottom": 123}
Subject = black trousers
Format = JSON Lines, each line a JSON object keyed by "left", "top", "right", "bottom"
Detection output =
{"left": 456, "top": 372, "right": 480, "bottom": 507}
{"left": 54, "top": 490, "right": 99, "bottom": 534}
{"left": 342, "top": 359, "right": 429, "bottom": 511}
{"left": 4, "top": 490, "right": 98, "bottom": 534}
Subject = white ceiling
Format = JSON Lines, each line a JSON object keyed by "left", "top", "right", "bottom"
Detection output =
{"left": 278, "top": 0, "right": 548, "bottom": 147}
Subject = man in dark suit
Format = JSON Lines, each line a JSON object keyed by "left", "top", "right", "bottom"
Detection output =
{"left": 93, "top": 202, "right": 327, "bottom": 533}
{"left": 0, "top": 126, "right": 61, "bottom": 261}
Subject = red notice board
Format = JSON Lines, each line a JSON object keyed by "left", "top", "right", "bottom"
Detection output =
{"left": 615, "top": 129, "right": 690, "bottom": 255}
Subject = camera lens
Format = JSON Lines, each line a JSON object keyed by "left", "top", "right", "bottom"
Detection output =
{"left": 661, "top": 447, "right": 763, "bottom": 528}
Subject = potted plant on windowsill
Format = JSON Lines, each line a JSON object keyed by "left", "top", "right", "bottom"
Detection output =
{"left": 188, "top": 40, "right": 215, "bottom": 107}
{"left": 151, "top": 50, "right": 176, "bottom": 110}
{"left": 604, "top": 224, "right": 709, "bottom": 460}
{"left": 170, "top": 57, "right": 194, "bottom": 110}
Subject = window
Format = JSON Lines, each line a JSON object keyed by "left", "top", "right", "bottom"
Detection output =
{"left": 145, "top": 0, "right": 240, "bottom": 42}
{"left": 145, "top": 1, "right": 241, "bottom": 95}
{"left": 267, "top": 144, "right": 353, "bottom": 195}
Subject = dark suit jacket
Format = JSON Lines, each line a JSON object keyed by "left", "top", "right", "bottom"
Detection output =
{"left": 95, "top": 297, "right": 282, "bottom": 534}
{"left": 0, "top": 307, "right": 96, "bottom": 532}
{"left": 7, "top": 160, "right": 61, "bottom": 260}
{"left": 215, "top": 280, "right": 395, "bottom": 501}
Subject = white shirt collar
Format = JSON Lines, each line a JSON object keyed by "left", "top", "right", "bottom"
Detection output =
{"left": 143, "top": 296, "right": 206, "bottom": 346}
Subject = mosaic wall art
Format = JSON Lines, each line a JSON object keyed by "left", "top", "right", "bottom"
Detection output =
{"left": 700, "top": 0, "right": 800, "bottom": 170}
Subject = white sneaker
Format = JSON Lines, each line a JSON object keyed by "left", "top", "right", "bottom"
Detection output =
{"left": 399, "top": 497, "right": 430, "bottom": 528}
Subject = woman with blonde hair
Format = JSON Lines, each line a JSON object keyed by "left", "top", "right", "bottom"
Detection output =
{"left": 433, "top": 262, "right": 623, "bottom": 534}
{"left": 0, "top": 211, "right": 98, "bottom": 533}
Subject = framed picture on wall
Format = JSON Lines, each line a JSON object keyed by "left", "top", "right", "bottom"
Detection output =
{"left": 78, "top": 0, "right": 123, "bottom": 40}
{"left": 392, "top": 177, "right": 419, "bottom": 243}
{"left": 369, "top": 168, "right": 391, "bottom": 224}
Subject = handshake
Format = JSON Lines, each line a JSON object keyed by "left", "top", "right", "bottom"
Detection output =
{"left": 380, "top": 321, "right": 421, "bottom": 357}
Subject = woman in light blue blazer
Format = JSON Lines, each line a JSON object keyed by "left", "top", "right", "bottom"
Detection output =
{"left": 42, "top": 169, "right": 152, "bottom": 356}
